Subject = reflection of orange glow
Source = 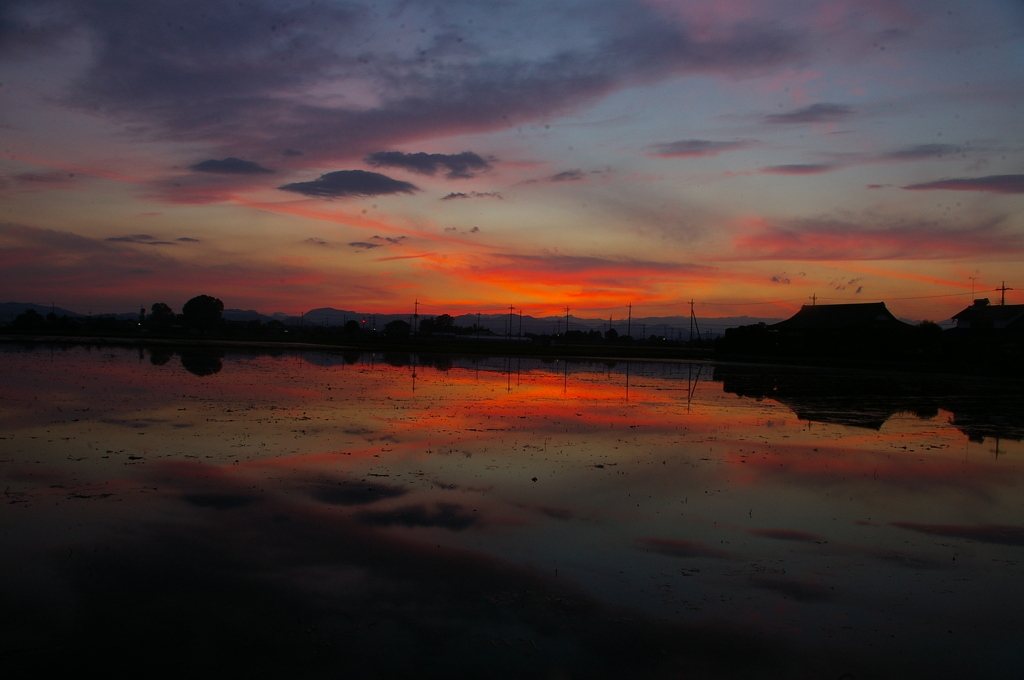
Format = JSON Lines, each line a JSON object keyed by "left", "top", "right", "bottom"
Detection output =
{"left": 722, "top": 442, "right": 1015, "bottom": 490}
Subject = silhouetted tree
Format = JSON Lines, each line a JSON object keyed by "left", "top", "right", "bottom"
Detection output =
{"left": 181, "top": 295, "right": 224, "bottom": 331}
{"left": 604, "top": 328, "right": 618, "bottom": 341}
{"left": 150, "top": 302, "right": 175, "bottom": 329}
{"left": 13, "top": 309, "right": 46, "bottom": 332}
{"left": 343, "top": 320, "right": 360, "bottom": 335}
{"left": 384, "top": 319, "right": 410, "bottom": 339}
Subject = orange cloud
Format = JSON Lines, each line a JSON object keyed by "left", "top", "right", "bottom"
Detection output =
{"left": 731, "top": 218, "right": 1022, "bottom": 261}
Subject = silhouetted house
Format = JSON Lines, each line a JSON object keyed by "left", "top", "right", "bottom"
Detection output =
{"left": 951, "top": 298, "right": 1024, "bottom": 330}
{"left": 772, "top": 302, "right": 908, "bottom": 332}
{"left": 719, "top": 302, "right": 914, "bottom": 358}
{"left": 946, "top": 298, "right": 1024, "bottom": 365}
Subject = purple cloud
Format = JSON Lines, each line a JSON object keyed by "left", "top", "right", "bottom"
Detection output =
{"left": 764, "top": 103, "right": 854, "bottom": 124}
{"left": 760, "top": 164, "right": 835, "bottom": 175}
{"left": 279, "top": 170, "right": 418, "bottom": 198}
{"left": 365, "top": 151, "right": 492, "bottom": 179}
{"left": 903, "top": 174, "right": 1024, "bottom": 194}
{"left": 190, "top": 158, "right": 274, "bottom": 175}
{"left": 648, "top": 139, "right": 755, "bottom": 158}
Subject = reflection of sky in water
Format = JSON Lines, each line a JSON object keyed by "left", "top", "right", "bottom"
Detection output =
{"left": 1, "top": 345, "right": 1022, "bottom": 677}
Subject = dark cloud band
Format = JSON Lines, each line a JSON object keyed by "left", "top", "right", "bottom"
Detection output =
{"left": 365, "top": 151, "right": 492, "bottom": 179}
{"left": 764, "top": 103, "right": 853, "bottom": 124}
{"left": 190, "top": 158, "right": 274, "bottom": 174}
{"left": 649, "top": 139, "right": 754, "bottom": 158}
{"left": 279, "top": 170, "right": 418, "bottom": 198}
{"left": 903, "top": 174, "right": 1024, "bottom": 194}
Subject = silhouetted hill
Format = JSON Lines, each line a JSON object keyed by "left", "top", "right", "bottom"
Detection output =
{"left": 1, "top": 301, "right": 780, "bottom": 339}
{"left": 0, "top": 302, "right": 84, "bottom": 323}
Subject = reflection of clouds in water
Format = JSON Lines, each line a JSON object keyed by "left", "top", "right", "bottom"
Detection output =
{"left": 747, "top": 528, "right": 822, "bottom": 542}
{"left": 2, "top": 464, "right": 819, "bottom": 678}
{"left": 1, "top": 345, "right": 1022, "bottom": 677}
{"left": 891, "top": 522, "right": 1024, "bottom": 547}
{"left": 636, "top": 537, "right": 736, "bottom": 560}
{"left": 181, "top": 492, "right": 257, "bottom": 509}
{"left": 306, "top": 479, "right": 408, "bottom": 506}
{"left": 749, "top": 577, "right": 835, "bottom": 603}
{"left": 356, "top": 502, "right": 479, "bottom": 531}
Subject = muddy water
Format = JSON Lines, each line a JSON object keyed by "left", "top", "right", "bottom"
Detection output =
{"left": 1, "top": 344, "right": 1021, "bottom": 677}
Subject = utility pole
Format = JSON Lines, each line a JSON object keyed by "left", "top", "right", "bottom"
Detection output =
{"left": 689, "top": 300, "right": 701, "bottom": 344}
{"left": 997, "top": 281, "right": 1013, "bottom": 306}
{"left": 689, "top": 299, "right": 694, "bottom": 343}
{"left": 508, "top": 304, "right": 514, "bottom": 341}
{"left": 809, "top": 293, "right": 817, "bottom": 306}
{"left": 476, "top": 313, "right": 481, "bottom": 341}
{"left": 518, "top": 308, "right": 523, "bottom": 341}
{"left": 565, "top": 307, "right": 570, "bottom": 335}
{"left": 413, "top": 299, "right": 419, "bottom": 334}
{"left": 627, "top": 303, "right": 632, "bottom": 338}
{"left": 969, "top": 276, "right": 979, "bottom": 297}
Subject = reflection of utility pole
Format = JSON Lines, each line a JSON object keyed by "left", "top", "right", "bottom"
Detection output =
{"left": 997, "top": 281, "right": 1013, "bottom": 305}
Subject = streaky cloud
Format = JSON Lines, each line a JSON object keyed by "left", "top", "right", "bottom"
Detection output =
{"left": 760, "top": 164, "right": 835, "bottom": 175}
{"left": 648, "top": 139, "right": 754, "bottom": 158}
{"left": 279, "top": 170, "right": 418, "bottom": 198}
{"left": 733, "top": 216, "right": 1023, "bottom": 261}
{"left": 902, "top": 174, "right": 1024, "bottom": 194}
{"left": 764, "top": 103, "right": 853, "bottom": 124}
{"left": 46, "top": 2, "right": 801, "bottom": 161}
{"left": 882, "top": 143, "right": 961, "bottom": 161}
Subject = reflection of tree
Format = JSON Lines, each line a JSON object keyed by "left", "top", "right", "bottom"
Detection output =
{"left": 382, "top": 352, "right": 410, "bottom": 367}
{"left": 149, "top": 347, "right": 174, "bottom": 366}
{"left": 714, "top": 364, "right": 1024, "bottom": 440}
{"left": 179, "top": 349, "right": 224, "bottom": 376}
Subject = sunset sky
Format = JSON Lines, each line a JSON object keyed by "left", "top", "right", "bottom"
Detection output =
{"left": 2, "top": 0, "right": 1022, "bottom": 321}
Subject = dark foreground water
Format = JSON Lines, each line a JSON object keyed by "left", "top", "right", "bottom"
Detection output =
{"left": 1, "top": 344, "right": 1022, "bottom": 678}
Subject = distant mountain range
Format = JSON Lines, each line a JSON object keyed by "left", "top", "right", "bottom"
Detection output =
{"left": 1, "top": 302, "right": 782, "bottom": 338}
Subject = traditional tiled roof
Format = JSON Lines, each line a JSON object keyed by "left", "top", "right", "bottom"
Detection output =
{"left": 952, "top": 299, "right": 1024, "bottom": 329}
{"left": 771, "top": 302, "right": 908, "bottom": 331}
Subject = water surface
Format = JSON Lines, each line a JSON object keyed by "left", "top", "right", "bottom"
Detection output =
{"left": 1, "top": 345, "right": 1021, "bottom": 677}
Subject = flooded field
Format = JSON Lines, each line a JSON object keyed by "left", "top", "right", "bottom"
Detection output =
{"left": 1, "top": 344, "right": 1022, "bottom": 678}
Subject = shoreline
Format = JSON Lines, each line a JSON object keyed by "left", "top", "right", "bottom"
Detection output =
{"left": 2, "top": 333, "right": 1020, "bottom": 379}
